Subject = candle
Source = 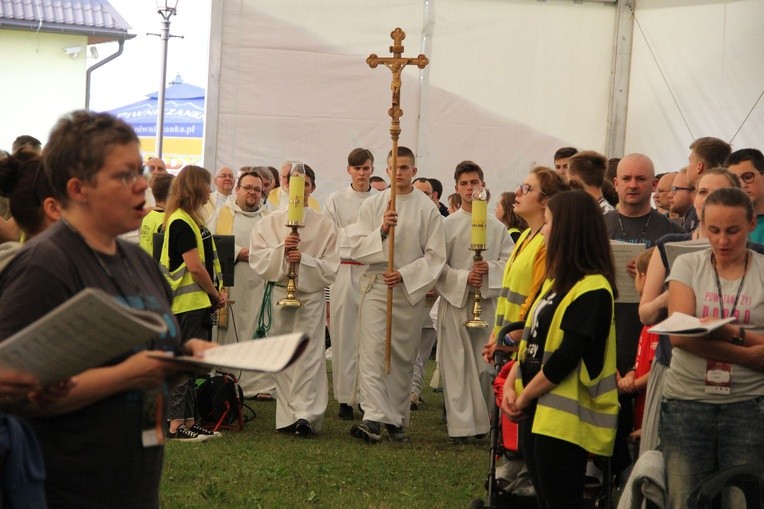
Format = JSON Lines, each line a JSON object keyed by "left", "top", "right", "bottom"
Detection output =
{"left": 471, "top": 198, "right": 487, "bottom": 247}
{"left": 287, "top": 174, "right": 305, "bottom": 224}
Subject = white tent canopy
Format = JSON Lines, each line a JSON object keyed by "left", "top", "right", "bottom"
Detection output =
{"left": 205, "top": 0, "right": 764, "bottom": 204}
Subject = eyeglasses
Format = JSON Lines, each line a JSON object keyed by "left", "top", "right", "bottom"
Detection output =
{"left": 216, "top": 174, "right": 234, "bottom": 180}
{"left": 112, "top": 170, "right": 143, "bottom": 187}
{"left": 516, "top": 183, "right": 545, "bottom": 196}
{"left": 670, "top": 186, "right": 695, "bottom": 194}
{"left": 739, "top": 171, "right": 757, "bottom": 184}
{"left": 240, "top": 185, "right": 262, "bottom": 194}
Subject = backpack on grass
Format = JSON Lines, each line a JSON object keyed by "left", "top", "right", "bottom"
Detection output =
{"left": 196, "top": 372, "right": 253, "bottom": 431}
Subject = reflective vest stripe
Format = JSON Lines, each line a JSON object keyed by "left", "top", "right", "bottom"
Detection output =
{"left": 161, "top": 265, "right": 188, "bottom": 282}
{"left": 175, "top": 282, "right": 205, "bottom": 297}
{"left": 538, "top": 393, "right": 619, "bottom": 429}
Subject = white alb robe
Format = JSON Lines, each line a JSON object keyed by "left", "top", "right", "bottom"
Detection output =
{"left": 350, "top": 188, "right": 446, "bottom": 428}
{"left": 435, "top": 209, "right": 513, "bottom": 437}
{"left": 249, "top": 208, "right": 339, "bottom": 430}
{"left": 323, "top": 185, "right": 376, "bottom": 405}
{"left": 209, "top": 201, "right": 273, "bottom": 396}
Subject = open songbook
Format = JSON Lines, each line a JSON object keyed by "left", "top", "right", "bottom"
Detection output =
{"left": 610, "top": 240, "right": 646, "bottom": 303}
{"left": 663, "top": 239, "right": 709, "bottom": 269}
{"left": 149, "top": 333, "right": 309, "bottom": 372}
{"left": 648, "top": 312, "right": 736, "bottom": 337}
{"left": 0, "top": 288, "right": 168, "bottom": 385}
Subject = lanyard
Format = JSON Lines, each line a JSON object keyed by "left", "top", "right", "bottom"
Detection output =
{"left": 617, "top": 212, "right": 652, "bottom": 244}
{"left": 63, "top": 219, "right": 147, "bottom": 309}
{"left": 711, "top": 250, "right": 749, "bottom": 318}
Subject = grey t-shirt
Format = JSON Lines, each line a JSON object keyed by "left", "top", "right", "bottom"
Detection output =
{"left": 665, "top": 248, "right": 764, "bottom": 402}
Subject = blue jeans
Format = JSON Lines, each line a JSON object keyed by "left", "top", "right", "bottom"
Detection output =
{"left": 659, "top": 397, "right": 764, "bottom": 509}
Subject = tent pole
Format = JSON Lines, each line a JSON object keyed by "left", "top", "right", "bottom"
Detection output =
{"left": 606, "top": 0, "right": 636, "bottom": 158}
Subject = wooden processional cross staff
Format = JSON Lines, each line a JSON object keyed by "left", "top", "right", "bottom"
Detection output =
{"left": 367, "top": 28, "right": 429, "bottom": 373}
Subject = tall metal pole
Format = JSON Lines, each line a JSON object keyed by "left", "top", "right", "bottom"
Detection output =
{"left": 155, "top": 12, "right": 172, "bottom": 159}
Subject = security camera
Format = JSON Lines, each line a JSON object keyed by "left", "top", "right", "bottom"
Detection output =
{"left": 63, "top": 46, "right": 82, "bottom": 58}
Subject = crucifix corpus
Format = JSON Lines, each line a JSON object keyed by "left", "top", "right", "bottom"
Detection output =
{"left": 367, "top": 27, "right": 429, "bottom": 373}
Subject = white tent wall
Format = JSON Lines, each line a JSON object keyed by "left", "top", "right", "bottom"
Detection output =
{"left": 206, "top": 0, "right": 618, "bottom": 203}
{"left": 625, "top": 0, "right": 764, "bottom": 173}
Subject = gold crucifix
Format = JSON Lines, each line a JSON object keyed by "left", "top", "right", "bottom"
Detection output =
{"left": 367, "top": 27, "right": 429, "bottom": 373}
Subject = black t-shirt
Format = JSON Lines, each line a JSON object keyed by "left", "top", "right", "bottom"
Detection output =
{"left": 0, "top": 221, "right": 180, "bottom": 508}
{"left": 520, "top": 287, "right": 612, "bottom": 388}
{"left": 604, "top": 208, "right": 683, "bottom": 373}
{"left": 167, "top": 218, "right": 214, "bottom": 281}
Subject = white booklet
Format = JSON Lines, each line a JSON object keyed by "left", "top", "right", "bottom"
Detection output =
{"left": 150, "top": 332, "right": 309, "bottom": 373}
{"left": 610, "top": 240, "right": 646, "bottom": 303}
{"left": 648, "top": 312, "right": 736, "bottom": 337}
{"left": 0, "top": 288, "right": 168, "bottom": 385}
{"left": 664, "top": 239, "right": 709, "bottom": 269}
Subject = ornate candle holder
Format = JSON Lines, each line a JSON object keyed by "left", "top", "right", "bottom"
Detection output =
{"left": 465, "top": 244, "right": 489, "bottom": 328}
{"left": 277, "top": 220, "right": 304, "bottom": 307}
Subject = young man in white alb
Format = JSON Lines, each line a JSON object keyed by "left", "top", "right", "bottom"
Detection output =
{"left": 435, "top": 161, "right": 512, "bottom": 443}
{"left": 323, "top": 148, "right": 377, "bottom": 420}
{"left": 349, "top": 146, "right": 445, "bottom": 442}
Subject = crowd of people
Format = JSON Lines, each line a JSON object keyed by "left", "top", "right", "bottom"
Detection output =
{"left": 1, "top": 110, "right": 763, "bottom": 508}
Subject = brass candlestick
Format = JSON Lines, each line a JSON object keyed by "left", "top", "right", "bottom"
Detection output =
{"left": 277, "top": 222, "right": 304, "bottom": 307}
{"left": 465, "top": 246, "right": 489, "bottom": 328}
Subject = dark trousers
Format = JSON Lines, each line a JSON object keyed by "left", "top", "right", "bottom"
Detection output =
{"left": 169, "top": 308, "right": 211, "bottom": 420}
{"left": 519, "top": 407, "right": 588, "bottom": 509}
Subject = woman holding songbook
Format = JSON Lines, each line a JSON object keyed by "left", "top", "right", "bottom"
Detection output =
{"left": 661, "top": 187, "right": 764, "bottom": 508}
{"left": 0, "top": 111, "right": 214, "bottom": 508}
{"left": 636, "top": 168, "right": 743, "bottom": 455}
{"left": 501, "top": 189, "right": 619, "bottom": 508}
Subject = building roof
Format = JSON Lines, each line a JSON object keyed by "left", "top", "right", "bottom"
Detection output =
{"left": 0, "top": 0, "right": 135, "bottom": 44}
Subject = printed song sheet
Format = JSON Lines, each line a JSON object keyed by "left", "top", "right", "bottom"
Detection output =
{"left": 150, "top": 333, "right": 309, "bottom": 373}
{"left": 0, "top": 288, "right": 168, "bottom": 385}
{"left": 649, "top": 312, "right": 736, "bottom": 337}
{"left": 664, "top": 239, "right": 709, "bottom": 269}
{"left": 610, "top": 240, "right": 646, "bottom": 303}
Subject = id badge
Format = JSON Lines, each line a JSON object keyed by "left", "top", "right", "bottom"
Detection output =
{"left": 141, "top": 389, "right": 166, "bottom": 447}
{"left": 705, "top": 360, "right": 732, "bottom": 395}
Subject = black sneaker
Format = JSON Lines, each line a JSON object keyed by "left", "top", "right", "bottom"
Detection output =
{"left": 350, "top": 420, "right": 381, "bottom": 443}
{"left": 276, "top": 422, "right": 297, "bottom": 434}
{"left": 385, "top": 423, "right": 408, "bottom": 442}
{"left": 337, "top": 403, "right": 354, "bottom": 421}
{"left": 294, "top": 419, "right": 313, "bottom": 437}
{"left": 189, "top": 423, "right": 221, "bottom": 439}
{"left": 166, "top": 424, "right": 209, "bottom": 442}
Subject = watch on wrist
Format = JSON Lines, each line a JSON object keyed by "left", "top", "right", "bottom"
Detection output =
{"left": 380, "top": 227, "right": 388, "bottom": 241}
{"left": 731, "top": 327, "right": 745, "bottom": 346}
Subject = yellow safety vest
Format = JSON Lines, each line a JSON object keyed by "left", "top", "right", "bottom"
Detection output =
{"left": 516, "top": 275, "right": 619, "bottom": 456}
{"left": 493, "top": 228, "right": 546, "bottom": 336}
{"left": 139, "top": 209, "right": 165, "bottom": 256}
{"left": 159, "top": 209, "right": 222, "bottom": 314}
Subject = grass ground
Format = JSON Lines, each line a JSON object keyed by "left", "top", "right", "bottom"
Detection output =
{"left": 160, "top": 359, "right": 490, "bottom": 508}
